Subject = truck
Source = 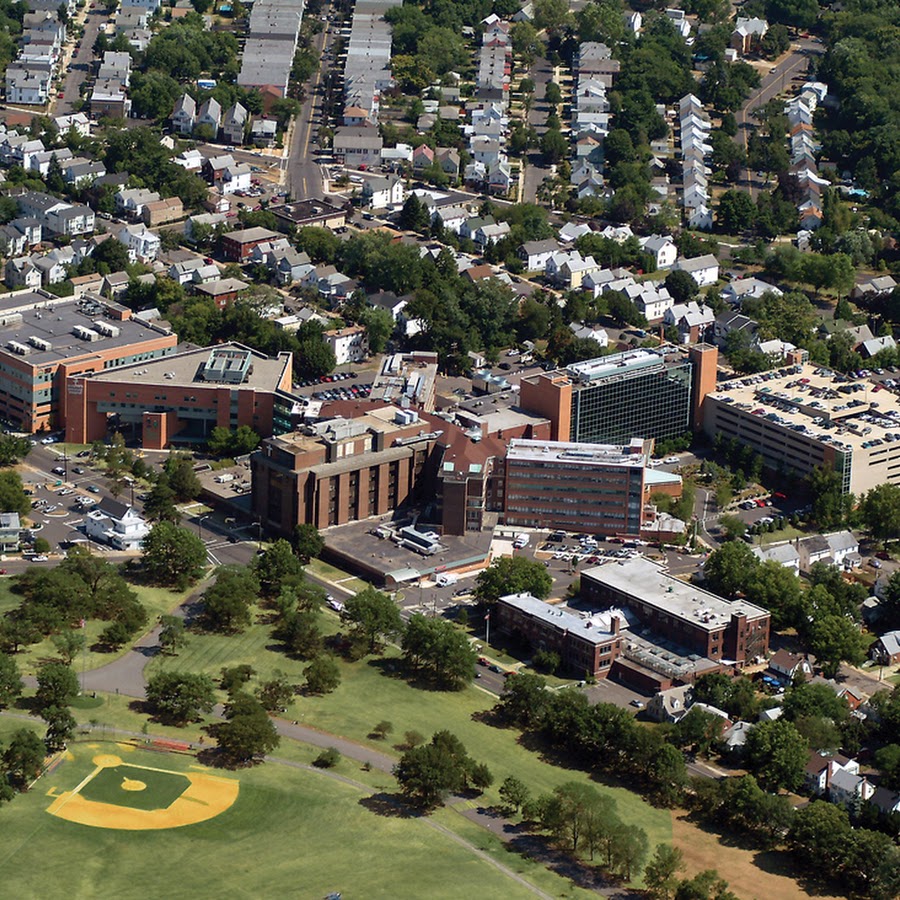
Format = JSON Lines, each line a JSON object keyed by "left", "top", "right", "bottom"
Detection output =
{"left": 214, "top": 473, "right": 235, "bottom": 484}
{"left": 513, "top": 533, "right": 530, "bottom": 549}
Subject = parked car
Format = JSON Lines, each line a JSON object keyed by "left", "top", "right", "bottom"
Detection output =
{"left": 87, "top": 484, "right": 100, "bottom": 493}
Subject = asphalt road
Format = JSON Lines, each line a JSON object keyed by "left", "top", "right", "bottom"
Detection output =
{"left": 734, "top": 39, "right": 821, "bottom": 198}
{"left": 54, "top": 5, "right": 112, "bottom": 116}
{"left": 286, "top": 17, "right": 332, "bottom": 199}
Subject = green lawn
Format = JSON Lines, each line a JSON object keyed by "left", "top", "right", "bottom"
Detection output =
{"left": 146, "top": 610, "right": 671, "bottom": 871}
{"left": 307, "top": 558, "right": 368, "bottom": 593}
{"left": 0, "top": 740, "right": 553, "bottom": 900}
{"left": 2, "top": 581, "right": 194, "bottom": 679}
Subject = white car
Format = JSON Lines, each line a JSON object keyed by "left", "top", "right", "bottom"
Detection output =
{"left": 31, "top": 555, "right": 49, "bottom": 562}
{"left": 664, "top": 456, "right": 679, "bottom": 464}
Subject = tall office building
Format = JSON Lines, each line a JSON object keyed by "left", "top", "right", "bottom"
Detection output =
{"left": 520, "top": 345, "right": 717, "bottom": 445}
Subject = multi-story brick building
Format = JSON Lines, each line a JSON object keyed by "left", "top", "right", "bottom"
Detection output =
{"left": 65, "top": 342, "right": 294, "bottom": 448}
{"left": 0, "top": 293, "right": 177, "bottom": 432}
{"left": 502, "top": 437, "right": 682, "bottom": 537}
{"left": 581, "top": 557, "right": 770, "bottom": 666}
{"left": 495, "top": 592, "right": 624, "bottom": 678}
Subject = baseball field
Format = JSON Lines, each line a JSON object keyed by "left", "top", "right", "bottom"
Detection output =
{"left": 1, "top": 740, "right": 562, "bottom": 900}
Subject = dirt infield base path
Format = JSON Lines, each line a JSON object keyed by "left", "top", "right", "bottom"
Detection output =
{"left": 672, "top": 812, "right": 842, "bottom": 900}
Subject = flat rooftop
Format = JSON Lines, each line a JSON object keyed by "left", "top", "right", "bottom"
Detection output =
{"left": 706, "top": 362, "right": 900, "bottom": 454}
{"left": 0, "top": 297, "right": 172, "bottom": 367}
{"left": 500, "top": 592, "right": 618, "bottom": 645}
{"left": 567, "top": 348, "right": 668, "bottom": 383}
{"left": 85, "top": 341, "right": 292, "bottom": 391}
{"left": 582, "top": 557, "right": 769, "bottom": 630}
{"left": 506, "top": 438, "right": 647, "bottom": 467}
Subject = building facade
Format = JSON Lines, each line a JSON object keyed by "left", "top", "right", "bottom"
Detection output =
{"left": 519, "top": 345, "right": 717, "bottom": 445}
{"left": 65, "top": 343, "right": 294, "bottom": 448}
{"left": 581, "top": 557, "right": 770, "bottom": 666}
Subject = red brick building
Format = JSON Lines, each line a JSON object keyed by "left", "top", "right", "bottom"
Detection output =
{"left": 65, "top": 342, "right": 294, "bottom": 449}
{"left": 220, "top": 226, "right": 282, "bottom": 263}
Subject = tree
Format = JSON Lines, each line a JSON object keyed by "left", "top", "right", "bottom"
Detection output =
{"left": 645, "top": 844, "right": 685, "bottom": 900}
{"left": 207, "top": 425, "right": 261, "bottom": 458}
{"left": 701, "top": 541, "right": 758, "bottom": 598}
{"left": 304, "top": 656, "right": 341, "bottom": 695}
{"left": 718, "top": 513, "right": 747, "bottom": 541}
{"left": 163, "top": 453, "right": 201, "bottom": 502}
{"left": 255, "top": 675, "right": 294, "bottom": 712}
{"left": 541, "top": 782, "right": 615, "bottom": 855}
{"left": 3, "top": 729, "right": 45, "bottom": 787}
{"left": 42, "top": 705, "right": 76, "bottom": 751}
{"left": 51, "top": 629, "right": 85, "bottom": 666}
{"left": 398, "top": 194, "right": 431, "bottom": 233}
{"left": 143, "top": 475, "right": 180, "bottom": 523}
{"left": 145, "top": 671, "right": 216, "bottom": 725}
{"left": 220, "top": 664, "right": 255, "bottom": 694}
{"left": 358, "top": 306, "right": 394, "bottom": 355}
{"left": 860, "top": 482, "right": 900, "bottom": 542}
{"left": 808, "top": 465, "right": 851, "bottom": 531}
{"left": 292, "top": 523, "right": 324, "bottom": 564}
{"left": 540, "top": 127, "right": 568, "bottom": 164}
{"left": 253, "top": 539, "right": 303, "bottom": 598}
{"left": 665, "top": 270, "right": 699, "bottom": 304}
{"left": 499, "top": 775, "right": 530, "bottom": 814}
{"left": 0, "top": 470, "right": 29, "bottom": 517}
{"left": 201, "top": 566, "right": 258, "bottom": 633}
{"left": 158, "top": 615, "right": 187, "bottom": 654}
{"left": 475, "top": 556, "right": 553, "bottom": 605}
{"left": 0, "top": 652, "right": 23, "bottom": 709}
{"left": 744, "top": 719, "right": 808, "bottom": 791}
{"left": 394, "top": 730, "right": 483, "bottom": 810}
{"left": 497, "top": 672, "right": 549, "bottom": 728}
{"left": 35, "top": 662, "right": 78, "bottom": 712}
{"left": 141, "top": 522, "right": 208, "bottom": 589}
{"left": 401, "top": 614, "right": 477, "bottom": 689}
{"left": 788, "top": 800, "right": 852, "bottom": 870}
{"left": 275, "top": 609, "right": 322, "bottom": 659}
{"left": 717, "top": 189, "right": 756, "bottom": 233}
{"left": 214, "top": 692, "right": 280, "bottom": 763}
{"left": 342, "top": 586, "right": 403, "bottom": 653}
{"left": 0, "top": 434, "right": 31, "bottom": 467}
{"left": 609, "top": 823, "right": 650, "bottom": 882}
{"left": 372, "top": 720, "right": 393, "bottom": 740}
{"left": 674, "top": 870, "right": 738, "bottom": 900}
{"left": 807, "top": 614, "right": 867, "bottom": 678}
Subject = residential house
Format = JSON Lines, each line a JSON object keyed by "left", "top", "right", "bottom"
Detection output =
{"left": 142, "top": 197, "right": 184, "bottom": 227}
{"left": 647, "top": 684, "right": 693, "bottom": 723}
{"left": 664, "top": 301, "right": 715, "bottom": 344}
{"left": 768, "top": 649, "right": 814, "bottom": 683}
{"left": 115, "top": 223, "right": 161, "bottom": 263}
{"left": 861, "top": 335, "right": 898, "bottom": 359}
{"left": 361, "top": 175, "right": 405, "bottom": 210}
{"left": 333, "top": 126, "right": 383, "bottom": 167}
{"left": 640, "top": 234, "right": 677, "bottom": 269}
{"left": 436, "top": 147, "right": 461, "bottom": 177}
{"left": 568, "top": 322, "right": 609, "bottom": 348}
{"left": 171, "top": 93, "right": 196, "bottom": 134}
{"left": 673, "top": 254, "right": 719, "bottom": 288}
{"left": 722, "top": 277, "right": 783, "bottom": 306}
{"left": 196, "top": 98, "right": 222, "bottom": 135}
{"left": 222, "top": 102, "right": 248, "bottom": 145}
{"left": 324, "top": 325, "right": 368, "bottom": 365}
{"left": 751, "top": 540, "right": 801, "bottom": 574}
{"left": 0, "top": 512, "right": 21, "bottom": 551}
{"left": 870, "top": 631, "right": 900, "bottom": 666}
{"left": 559, "top": 221, "right": 592, "bottom": 244}
{"left": 193, "top": 277, "right": 249, "bottom": 308}
{"left": 250, "top": 118, "right": 277, "bottom": 147}
{"left": 4, "top": 257, "right": 42, "bottom": 290}
{"left": 714, "top": 310, "right": 758, "bottom": 349}
{"left": 731, "top": 17, "right": 768, "bottom": 55}
{"left": 805, "top": 752, "right": 858, "bottom": 795}
{"left": 84, "top": 497, "right": 149, "bottom": 551}
{"left": 432, "top": 205, "right": 468, "bottom": 234}
{"left": 219, "top": 163, "right": 252, "bottom": 195}
{"left": 115, "top": 188, "right": 160, "bottom": 219}
{"left": 852, "top": 275, "right": 898, "bottom": 302}
{"left": 518, "top": 239, "right": 559, "bottom": 272}
{"left": 412, "top": 144, "right": 435, "bottom": 170}
{"left": 473, "top": 220, "right": 511, "bottom": 247}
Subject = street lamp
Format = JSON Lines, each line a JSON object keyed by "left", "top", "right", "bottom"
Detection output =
{"left": 198, "top": 514, "right": 209, "bottom": 540}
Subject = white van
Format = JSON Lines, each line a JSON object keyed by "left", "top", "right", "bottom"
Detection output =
{"left": 513, "top": 533, "right": 530, "bottom": 549}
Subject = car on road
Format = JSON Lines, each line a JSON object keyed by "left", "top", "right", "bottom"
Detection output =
{"left": 58, "top": 488, "right": 73, "bottom": 496}
{"left": 31, "top": 555, "right": 49, "bottom": 562}
{"left": 630, "top": 699, "right": 645, "bottom": 709}
{"left": 72, "top": 467, "right": 84, "bottom": 475}
{"left": 87, "top": 484, "right": 100, "bottom": 493}
{"left": 869, "top": 558, "right": 883, "bottom": 569}
{"left": 52, "top": 466, "right": 65, "bottom": 475}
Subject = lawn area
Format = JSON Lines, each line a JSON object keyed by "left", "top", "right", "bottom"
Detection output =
{"left": 0, "top": 740, "right": 553, "bottom": 900}
{"left": 2, "top": 581, "right": 193, "bottom": 679}
{"left": 307, "top": 557, "right": 368, "bottom": 593}
{"left": 756, "top": 524, "right": 806, "bottom": 546}
{"left": 142, "top": 611, "right": 671, "bottom": 885}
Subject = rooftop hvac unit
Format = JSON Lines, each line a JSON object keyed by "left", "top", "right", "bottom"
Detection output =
{"left": 72, "top": 325, "right": 100, "bottom": 342}
{"left": 93, "top": 320, "right": 120, "bottom": 337}
{"left": 6, "top": 340, "right": 30, "bottom": 355}
{"left": 28, "top": 336, "right": 52, "bottom": 351}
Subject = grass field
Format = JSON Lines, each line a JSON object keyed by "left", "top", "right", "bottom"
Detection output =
{"left": 80, "top": 763, "right": 190, "bottom": 810}
{"left": 1, "top": 740, "right": 566, "bottom": 900}
{"left": 307, "top": 558, "right": 368, "bottom": 593}
{"left": 146, "top": 609, "right": 672, "bottom": 874}
{"left": 0, "top": 580, "right": 193, "bottom": 678}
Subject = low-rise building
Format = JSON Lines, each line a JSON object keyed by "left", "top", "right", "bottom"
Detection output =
{"left": 324, "top": 325, "right": 369, "bottom": 365}
{"left": 84, "top": 497, "right": 149, "bottom": 551}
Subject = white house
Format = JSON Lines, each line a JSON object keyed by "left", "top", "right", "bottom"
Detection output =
{"left": 84, "top": 498, "right": 149, "bottom": 551}
{"left": 324, "top": 325, "right": 369, "bottom": 365}
{"left": 115, "top": 223, "right": 161, "bottom": 263}
{"left": 673, "top": 254, "right": 719, "bottom": 287}
{"left": 432, "top": 205, "right": 468, "bottom": 234}
{"left": 640, "top": 234, "right": 677, "bottom": 269}
{"left": 0, "top": 512, "right": 21, "bottom": 552}
{"left": 518, "top": 239, "right": 560, "bottom": 271}
{"left": 220, "top": 163, "right": 252, "bottom": 195}
{"left": 362, "top": 174, "right": 405, "bottom": 210}
{"left": 171, "top": 93, "right": 196, "bottom": 134}
{"left": 722, "top": 277, "right": 783, "bottom": 305}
